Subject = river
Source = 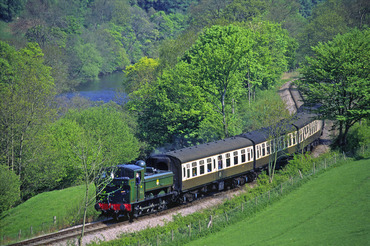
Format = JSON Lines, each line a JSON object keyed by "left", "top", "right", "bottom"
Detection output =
{"left": 61, "top": 72, "right": 127, "bottom": 103}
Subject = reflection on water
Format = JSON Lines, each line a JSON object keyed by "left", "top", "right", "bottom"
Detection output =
{"left": 61, "top": 72, "right": 127, "bottom": 103}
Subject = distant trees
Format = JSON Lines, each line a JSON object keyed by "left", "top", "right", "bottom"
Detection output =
{"left": 297, "top": 0, "right": 370, "bottom": 63}
{"left": 299, "top": 28, "right": 370, "bottom": 150}
{"left": 1, "top": 0, "right": 192, "bottom": 92}
{"left": 0, "top": 0, "right": 26, "bottom": 21}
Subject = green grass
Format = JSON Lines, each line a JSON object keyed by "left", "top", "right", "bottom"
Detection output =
{"left": 187, "top": 158, "right": 370, "bottom": 246}
{"left": 0, "top": 184, "right": 99, "bottom": 243}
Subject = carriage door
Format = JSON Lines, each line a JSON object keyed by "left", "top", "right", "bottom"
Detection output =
{"left": 216, "top": 155, "right": 225, "bottom": 190}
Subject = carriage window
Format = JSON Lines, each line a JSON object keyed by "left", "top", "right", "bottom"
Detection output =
{"left": 293, "top": 132, "right": 296, "bottom": 145}
{"left": 226, "top": 153, "right": 231, "bottom": 167}
{"left": 241, "top": 149, "right": 246, "bottom": 162}
{"left": 233, "top": 151, "right": 238, "bottom": 165}
{"left": 247, "top": 149, "right": 251, "bottom": 161}
{"left": 262, "top": 143, "right": 266, "bottom": 156}
{"left": 218, "top": 155, "right": 223, "bottom": 169}
{"left": 187, "top": 164, "right": 190, "bottom": 178}
{"left": 256, "top": 145, "right": 260, "bottom": 159}
{"left": 200, "top": 160, "right": 205, "bottom": 175}
{"left": 192, "top": 162, "right": 197, "bottom": 177}
{"left": 207, "top": 158, "right": 212, "bottom": 172}
{"left": 271, "top": 139, "right": 275, "bottom": 153}
{"left": 266, "top": 142, "right": 270, "bottom": 155}
{"left": 183, "top": 167, "right": 186, "bottom": 178}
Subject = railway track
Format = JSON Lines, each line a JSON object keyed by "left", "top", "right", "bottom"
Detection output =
{"left": 8, "top": 219, "right": 115, "bottom": 246}
{"left": 278, "top": 79, "right": 304, "bottom": 114}
{"left": 9, "top": 81, "right": 304, "bottom": 245}
{"left": 9, "top": 186, "right": 246, "bottom": 245}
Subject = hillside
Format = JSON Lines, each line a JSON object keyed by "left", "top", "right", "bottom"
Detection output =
{"left": 188, "top": 158, "right": 370, "bottom": 245}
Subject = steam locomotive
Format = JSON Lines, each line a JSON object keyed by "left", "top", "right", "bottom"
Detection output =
{"left": 95, "top": 111, "right": 323, "bottom": 221}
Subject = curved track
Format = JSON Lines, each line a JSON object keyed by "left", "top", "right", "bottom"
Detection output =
{"left": 10, "top": 81, "right": 305, "bottom": 246}
{"left": 278, "top": 79, "right": 304, "bottom": 114}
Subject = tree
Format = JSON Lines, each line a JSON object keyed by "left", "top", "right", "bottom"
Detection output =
{"left": 243, "top": 21, "right": 295, "bottom": 99}
{"left": 298, "top": 28, "right": 370, "bottom": 150}
{"left": 124, "top": 56, "right": 160, "bottom": 93}
{"left": 127, "top": 61, "right": 208, "bottom": 151}
{"left": 0, "top": 0, "right": 26, "bottom": 21}
{"left": 189, "top": 0, "right": 231, "bottom": 29}
{"left": 223, "top": 0, "right": 267, "bottom": 22}
{"left": 20, "top": 105, "right": 140, "bottom": 201}
{"left": 183, "top": 24, "right": 255, "bottom": 137}
{"left": 0, "top": 41, "right": 56, "bottom": 182}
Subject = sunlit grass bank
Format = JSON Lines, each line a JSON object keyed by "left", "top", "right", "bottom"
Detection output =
{"left": 188, "top": 158, "right": 370, "bottom": 246}
{"left": 0, "top": 184, "right": 98, "bottom": 244}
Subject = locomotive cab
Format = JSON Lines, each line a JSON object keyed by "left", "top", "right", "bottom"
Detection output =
{"left": 95, "top": 164, "right": 145, "bottom": 219}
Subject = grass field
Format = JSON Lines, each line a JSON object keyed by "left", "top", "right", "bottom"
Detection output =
{"left": 0, "top": 184, "right": 98, "bottom": 243}
{"left": 188, "top": 158, "right": 370, "bottom": 246}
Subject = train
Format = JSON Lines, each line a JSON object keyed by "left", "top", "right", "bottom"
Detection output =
{"left": 94, "top": 111, "right": 323, "bottom": 221}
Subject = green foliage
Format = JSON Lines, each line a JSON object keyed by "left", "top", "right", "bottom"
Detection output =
{"left": 0, "top": 0, "right": 26, "bottom": 21}
{"left": 124, "top": 56, "right": 160, "bottom": 93}
{"left": 299, "top": 28, "right": 370, "bottom": 149}
{"left": 0, "top": 41, "right": 56, "bottom": 191}
{"left": 22, "top": 106, "right": 140, "bottom": 197}
{"left": 243, "top": 21, "right": 295, "bottom": 91}
{"left": 183, "top": 24, "right": 255, "bottom": 137}
{"left": 223, "top": 0, "right": 267, "bottom": 22}
{"left": 127, "top": 61, "right": 208, "bottom": 151}
{"left": 137, "top": 0, "right": 197, "bottom": 14}
{"left": 344, "top": 119, "right": 370, "bottom": 157}
{"left": 297, "top": 0, "right": 369, "bottom": 61}
{"left": 299, "top": 0, "right": 325, "bottom": 18}
{"left": 0, "top": 165, "right": 20, "bottom": 213}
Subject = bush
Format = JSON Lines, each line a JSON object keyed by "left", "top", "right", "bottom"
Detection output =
{"left": 0, "top": 165, "right": 20, "bottom": 213}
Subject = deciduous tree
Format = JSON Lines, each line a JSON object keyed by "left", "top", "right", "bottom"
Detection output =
{"left": 183, "top": 24, "right": 254, "bottom": 137}
{"left": 298, "top": 28, "right": 370, "bottom": 150}
{"left": 0, "top": 41, "right": 56, "bottom": 181}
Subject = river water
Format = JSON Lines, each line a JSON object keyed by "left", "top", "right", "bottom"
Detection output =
{"left": 61, "top": 72, "right": 127, "bottom": 103}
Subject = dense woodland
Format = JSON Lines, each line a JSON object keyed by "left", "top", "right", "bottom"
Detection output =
{"left": 0, "top": 0, "right": 369, "bottom": 213}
